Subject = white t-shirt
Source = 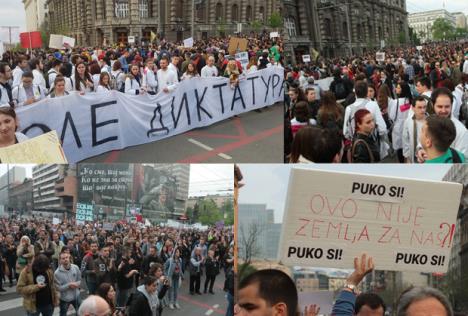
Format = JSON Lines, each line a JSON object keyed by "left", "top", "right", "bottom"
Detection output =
{"left": 200, "top": 65, "right": 218, "bottom": 78}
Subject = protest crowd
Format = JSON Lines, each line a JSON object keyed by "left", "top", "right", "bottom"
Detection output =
{"left": 284, "top": 41, "right": 468, "bottom": 164}
{"left": 0, "top": 32, "right": 283, "bottom": 153}
{"left": 0, "top": 215, "right": 234, "bottom": 316}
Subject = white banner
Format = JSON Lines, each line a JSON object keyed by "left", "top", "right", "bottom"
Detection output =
{"left": 278, "top": 168, "right": 462, "bottom": 272}
{"left": 16, "top": 67, "right": 284, "bottom": 163}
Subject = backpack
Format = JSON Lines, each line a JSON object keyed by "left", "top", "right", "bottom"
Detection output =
{"left": 450, "top": 148, "right": 462, "bottom": 163}
{"left": 45, "top": 70, "right": 57, "bottom": 90}
{"left": 421, "top": 94, "right": 434, "bottom": 115}
{"left": 111, "top": 71, "right": 122, "bottom": 91}
{"left": 334, "top": 80, "right": 347, "bottom": 100}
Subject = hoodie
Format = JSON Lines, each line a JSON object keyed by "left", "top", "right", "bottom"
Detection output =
{"left": 137, "top": 284, "right": 159, "bottom": 316}
{"left": 54, "top": 263, "right": 81, "bottom": 302}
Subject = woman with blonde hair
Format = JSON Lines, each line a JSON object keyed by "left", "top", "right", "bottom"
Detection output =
{"left": 16, "top": 235, "right": 34, "bottom": 274}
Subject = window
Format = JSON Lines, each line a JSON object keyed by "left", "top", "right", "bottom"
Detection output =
{"left": 115, "top": 0, "right": 129, "bottom": 18}
{"left": 175, "top": 0, "right": 184, "bottom": 18}
{"left": 324, "top": 18, "right": 332, "bottom": 36}
{"left": 102, "top": 0, "right": 106, "bottom": 18}
{"left": 215, "top": 3, "right": 223, "bottom": 21}
{"left": 139, "top": 0, "right": 148, "bottom": 18}
{"left": 342, "top": 22, "right": 348, "bottom": 39}
{"left": 284, "top": 17, "right": 296, "bottom": 37}
{"left": 246, "top": 5, "right": 252, "bottom": 21}
{"left": 232, "top": 4, "right": 238, "bottom": 22}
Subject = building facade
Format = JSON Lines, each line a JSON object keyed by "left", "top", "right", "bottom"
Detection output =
{"left": 452, "top": 12, "right": 467, "bottom": 30}
{"left": 23, "top": 0, "right": 49, "bottom": 31}
{"left": 152, "top": 164, "right": 190, "bottom": 215}
{"left": 46, "top": 0, "right": 280, "bottom": 46}
{"left": 9, "top": 179, "right": 34, "bottom": 215}
{"left": 32, "top": 164, "right": 77, "bottom": 215}
{"left": 0, "top": 166, "right": 27, "bottom": 214}
{"left": 283, "top": 0, "right": 408, "bottom": 61}
{"left": 408, "top": 10, "right": 456, "bottom": 42}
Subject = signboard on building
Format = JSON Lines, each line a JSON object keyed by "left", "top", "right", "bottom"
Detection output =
{"left": 278, "top": 168, "right": 462, "bottom": 273}
{"left": 76, "top": 203, "right": 94, "bottom": 222}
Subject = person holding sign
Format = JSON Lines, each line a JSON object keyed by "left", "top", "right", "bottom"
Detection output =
{"left": 352, "top": 109, "right": 381, "bottom": 163}
{"left": 0, "top": 107, "right": 29, "bottom": 148}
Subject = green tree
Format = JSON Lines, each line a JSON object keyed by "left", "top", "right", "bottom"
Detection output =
{"left": 198, "top": 199, "right": 222, "bottom": 225}
{"left": 454, "top": 27, "right": 468, "bottom": 39}
{"left": 398, "top": 31, "right": 406, "bottom": 44}
{"left": 431, "top": 17, "right": 455, "bottom": 41}
{"left": 267, "top": 11, "right": 282, "bottom": 29}
{"left": 251, "top": 20, "right": 263, "bottom": 33}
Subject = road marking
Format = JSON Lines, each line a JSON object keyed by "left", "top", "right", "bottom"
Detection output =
{"left": 0, "top": 297, "right": 22, "bottom": 312}
{"left": 213, "top": 304, "right": 220, "bottom": 308}
{"left": 206, "top": 310, "right": 214, "bottom": 315}
{"left": 188, "top": 138, "right": 232, "bottom": 160}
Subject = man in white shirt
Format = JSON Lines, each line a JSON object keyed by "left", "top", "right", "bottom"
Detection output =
{"left": 343, "top": 80, "right": 387, "bottom": 141}
{"left": 12, "top": 55, "right": 29, "bottom": 88}
{"left": 47, "top": 58, "right": 63, "bottom": 90}
{"left": 157, "top": 56, "right": 179, "bottom": 93}
{"left": 12, "top": 71, "right": 45, "bottom": 108}
{"left": 0, "top": 62, "right": 14, "bottom": 107}
{"left": 168, "top": 55, "right": 180, "bottom": 78}
{"left": 201, "top": 56, "right": 218, "bottom": 78}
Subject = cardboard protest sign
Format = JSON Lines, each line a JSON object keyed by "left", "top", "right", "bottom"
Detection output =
{"left": 49, "top": 34, "right": 63, "bottom": 49}
{"left": 0, "top": 130, "right": 67, "bottom": 163}
{"left": 376, "top": 52, "right": 385, "bottom": 62}
{"left": 270, "top": 32, "right": 279, "bottom": 38}
{"left": 62, "top": 36, "right": 75, "bottom": 48}
{"left": 302, "top": 55, "right": 311, "bottom": 63}
{"left": 228, "top": 37, "right": 248, "bottom": 55}
{"left": 20, "top": 32, "right": 43, "bottom": 49}
{"left": 278, "top": 168, "right": 462, "bottom": 273}
{"left": 183, "top": 37, "right": 194, "bottom": 48}
{"left": 52, "top": 218, "right": 60, "bottom": 225}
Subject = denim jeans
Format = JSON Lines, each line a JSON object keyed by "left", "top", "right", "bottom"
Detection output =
{"left": 226, "top": 292, "right": 234, "bottom": 316}
{"left": 27, "top": 304, "right": 54, "bottom": 316}
{"left": 59, "top": 297, "right": 81, "bottom": 316}
{"left": 169, "top": 276, "right": 180, "bottom": 304}
{"left": 116, "top": 287, "right": 131, "bottom": 307}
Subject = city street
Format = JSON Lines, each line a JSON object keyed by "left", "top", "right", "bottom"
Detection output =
{"left": 0, "top": 272, "right": 228, "bottom": 316}
{"left": 84, "top": 103, "right": 283, "bottom": 163}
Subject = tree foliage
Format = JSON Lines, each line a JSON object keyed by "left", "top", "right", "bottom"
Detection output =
{"left": 239, "top": 222, "right": 264, "bottom": 264}
{"left": 197, "top": 199, "right": 222, "bottom": 225}
{"left": 431, "top": 18, "right": 455, "bottom": 41}
{"left": 222, "top": 199, "right": 234, "bottom": 226}
{"left": 268, "top": 12, "right": 282, "bottom": 29}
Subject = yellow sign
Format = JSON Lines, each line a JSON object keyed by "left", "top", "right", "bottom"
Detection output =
{"left": 0, "top": 130, "right": 67, "bottom": 163}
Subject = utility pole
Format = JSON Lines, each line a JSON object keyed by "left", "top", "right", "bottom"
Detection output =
{"left": 191, "top": 0, "right": 195, "bottom": 39}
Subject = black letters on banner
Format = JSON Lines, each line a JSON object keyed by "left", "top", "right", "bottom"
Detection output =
{"left": 278, "top": 78, "right": 285, "bottom": 97}
{"left": 261, "top": 75, "right": 271, "bottom": 103}
{"left": 272, "top": 74, "right": 281, "bottom": 97}
{"left": 195, "top": 87, "right": 212, "bottom": 121}
{"left": 22, "top": 124, "right": 52, "bottom": 135}
{"left": 247, "top": 76, "right": 259, "bottom": 105}
{"left": 231, "top": 84, "right": 246, "bottom": 111}
{"left": 171, "top": 93, "right": 191, "bottom": 129}
{"left": 147, "top": 103, "right": 169, "bottom": 137}
{"left": 61, "top": 111, "right": 82, "bottom": 148}
{"left": 91, "top": 101, "right": 119, "bottom": 146}
{"left": 213, "top": 83, "right": 228, "bottom": 114}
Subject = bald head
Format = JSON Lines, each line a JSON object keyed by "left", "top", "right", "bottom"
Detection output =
{"left": 78, "top": 295, "right": 110, "bottom": 316}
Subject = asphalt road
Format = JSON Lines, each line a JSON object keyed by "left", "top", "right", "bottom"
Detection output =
{"left": 0, "top": 272, "right": 229, "bottom": 316}
{"left": 84, "top": 102, "right": 283, "bottom": 163}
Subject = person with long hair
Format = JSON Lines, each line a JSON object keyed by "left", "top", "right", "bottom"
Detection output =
{"left": 128, "top": 276, "right": 169, "bottom": 316}
{"left": 164, "top": 247, "right": 184, "bottom": 309}
{"left": 377, "top": 84, "right": 392, "bottom": 129}
{"left": 97, "top": 72, "right": 111, "bottom": 93}
{"left": 0, "top": 107, "right": 29, "bottom": 148}
{"left": 246, "top": 56, "right": 258, "bottom": 74}
{"left": 48, "top": 76, "right": 69, "bottom": 98}
{"left": 125, "top": 64, "right": 145, "bottom": 95}
{"left": 89, "top": 62, "right": 102, "bottom": 91}
{"left": 388, "top": 81, "right": 413, "bottom": 162}
{"left": 287, "top": 86, "right": 306, "bottom": 119}
{"left": 110, "top": 60, "right": 125, "bottom": 91}
{"left": 73, "top": 62, "right": 94, "bottom": 94}
{"left": 352, "top": 109, "right": 381, "bottom": 163}
{"left": 290, "top": 101, "right": 315, "bottom": 136}
{"left": 97, "top": 283, "right": 119, "bottom": 315}
{"left": 317, "top": 91, "right": 344, "bottom": 130}
{"left": 17, "top": 254, "right": 59, "bottom": 316}
{"left": 181, "top": 62, "right": 199, "bottom": 80}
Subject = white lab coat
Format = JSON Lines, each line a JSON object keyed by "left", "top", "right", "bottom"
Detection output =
{"left": 343, "top": 98, "right": 387, "bottom": 141}
{"left": 12, "top": 66, "right": 23, "bottom": 88}
{"left": 143, "top": 67, "right": 158, "bottom": 93}
{"left": 32, "top": 69, "right": 46, "bottom": 90}
{"left": 388, "top": 97, "right": 411, "bottom": 150}
{"left": 125, "top": 76, "right": 142, "bottom": 95}
{"left": 11, "top": 84, "right": 46, "bottom": 108}
{"left": 402, "top": 116, "right": 425, "bottom": 163}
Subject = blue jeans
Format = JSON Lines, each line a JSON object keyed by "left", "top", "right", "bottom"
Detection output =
{"left": 169, "top": 276, "right": 180, "bottom": 304}
{"left": 226, "top": 292, "right": 234, "bottom": 316}
{"left": 27, "top": 305, "right": 54, "bottom": 316}
{"left": 116, "top": 287, "right": 131, "bottom": 307}
{"left": 59, "top": 297, "right": 81, "bottom": 316}
{"left": 86, "top": 280, "right": 97, "bottom": 295}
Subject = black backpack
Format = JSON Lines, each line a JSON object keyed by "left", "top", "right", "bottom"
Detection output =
{"left": 334, "top": 81, "right": 347, "bottom": 100}
{"left": 450, "top": 148, "right": 462, "bottom": 163}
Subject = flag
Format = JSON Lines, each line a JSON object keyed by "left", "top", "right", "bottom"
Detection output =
{"left": 150, "top": 31, "right": 156, "bottom": 42}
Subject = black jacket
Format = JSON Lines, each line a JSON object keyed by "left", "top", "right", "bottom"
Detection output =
{"left": 127, "top": 285, "right": 169, "bottom": 316}
{"left": 352, "top": 133, "right": 381, "bottom": 163}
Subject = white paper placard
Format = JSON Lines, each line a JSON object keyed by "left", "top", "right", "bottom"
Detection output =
{"left": 183, "top": 37, "right": 194, "bottom": 48}
{"left": 128, "top": 36, "right": 135, "bottom": 44}
{"left": 376, "top": 52, "right": 385, "bottom": 62}
{"left": 278, "top": 168, "right": 462, "bottom": 273}
{"left": 302, "top": 55, "right": 311, "bottom": 63}
{"left": 270, "top": 32, "right": 279, "bottom": 38}
{"left": 52, "top": 218, "right": 60, "bottom": 225}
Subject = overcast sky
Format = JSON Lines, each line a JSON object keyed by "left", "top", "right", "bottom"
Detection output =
{"left": 0, "top": 0, "right": 466, "bottom": 36}
{"left": 238, "top": 164, "right": 454, "bottom": 223}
